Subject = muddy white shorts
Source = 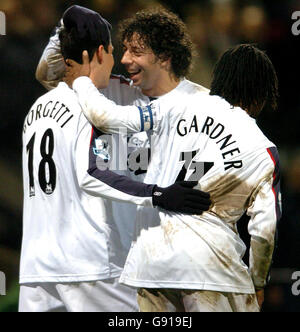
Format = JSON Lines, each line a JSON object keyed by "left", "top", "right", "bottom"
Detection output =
{"left": 137, "top": 288, "right": 260, "bottom": 312}
{"left": 19, "top": 278, "right": 138, "bottom": 312}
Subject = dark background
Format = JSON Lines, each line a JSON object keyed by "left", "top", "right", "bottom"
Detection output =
{"left": 0, "top": 0, "right": 299, "bottom": 312}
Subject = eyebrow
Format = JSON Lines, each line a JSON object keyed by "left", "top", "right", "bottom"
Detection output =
{"left": 123, "top": 44, "right": 147, "bottom": 54}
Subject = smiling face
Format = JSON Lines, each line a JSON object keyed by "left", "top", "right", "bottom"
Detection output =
{"left": 121, "top": 33, "right": 175, "bottom": 97}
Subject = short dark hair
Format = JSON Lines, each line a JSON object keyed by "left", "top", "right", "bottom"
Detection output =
{"left": 59, "top": 25, "right": 111, "bottom": 64}
{"left": 210, "top": 44, "right": 279, "bottom": 117}
{"left": 118, "top": 7, "right": 194, "bottom": 79}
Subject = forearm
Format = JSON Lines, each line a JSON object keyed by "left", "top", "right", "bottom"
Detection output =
{"left": 76, "top": 124, "right": 154, "bottom": 207}
{"left": 80, "top": 168, "right": 154, "bottom": 207}
{"left": 249, "top": 235, "right": 275, "bottom": 289}
{"left": 73, "top": 77, "right": 154, "bottom": 134}
{"left": 35, "top": 21, "right": 65, "bottom": 90}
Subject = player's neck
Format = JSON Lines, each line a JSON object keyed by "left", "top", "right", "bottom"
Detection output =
{"left": 141, "top": 74, "right": 180, "bottom": 97}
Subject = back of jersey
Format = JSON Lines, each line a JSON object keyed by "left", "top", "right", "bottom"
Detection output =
{"left": 21, "top": 82, "right": 116, "bottom": 283}
{"left": 121, "top": 87, "right": 280, "bottom": 292}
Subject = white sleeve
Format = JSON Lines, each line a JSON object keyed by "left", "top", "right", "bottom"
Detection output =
{"left": 73, "top": 77, "right": 156, "bottom": 134}
{"left": 247, "top": 147, "right": 281, "bottom": 289}
{"left": 35, "top": 20, "right": 65, "bottom": 90}
{"left": 75, "top": 118, "right": 154, "bottom": 207}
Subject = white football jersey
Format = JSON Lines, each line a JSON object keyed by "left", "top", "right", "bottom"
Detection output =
{"left": 21, "top": 81, "right": 154, "bottom": 284}
{"left": 22, "top": 24, "right": 156, "bottom": 284}
{"left": 35, "top": 23, "right": 153, "bottom": 253}
{"left": 73, "top": 77, "right": 281, "bottom": 293}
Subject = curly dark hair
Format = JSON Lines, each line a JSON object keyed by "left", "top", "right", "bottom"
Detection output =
{"left": 210, "top": 44, "right": 279, "bottom": 118}
{"left": 118, "top": 7, "right": 195, "bottom": 79}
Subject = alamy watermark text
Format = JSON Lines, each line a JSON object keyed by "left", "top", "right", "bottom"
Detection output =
{"left": 292, "top": 11, "right": 300, "bottom": 35}
{"left": 0, "top": 11, "right": 6, "bottom": 35}
{"left": 291, "top": 271, "right": 300, "bottom": 296}
{"left": 0, "top": 271, "right": 6, "bottom": 296}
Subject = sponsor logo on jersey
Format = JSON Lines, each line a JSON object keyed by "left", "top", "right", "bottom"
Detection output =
{"left": 45, "top": 184, "right": 54, "bottom": 194}
{"left": 30, "top": 186, "right": 35, "bottom": 197}
{"left": 93, "top": 137, "right": 110, "bottom": 161}
{"left": 127, "top": 135, "right": 144, "bottom": 148}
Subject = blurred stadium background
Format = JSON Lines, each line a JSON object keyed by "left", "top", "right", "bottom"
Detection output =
{"left": 0, "top": 0, "right": 299, "bottom": 312}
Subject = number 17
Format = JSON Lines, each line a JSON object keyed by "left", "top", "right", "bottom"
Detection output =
{"left": 176, "top": 149, "right": 214, "bottom": 182}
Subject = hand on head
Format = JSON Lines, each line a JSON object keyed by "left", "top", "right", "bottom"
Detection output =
{"left": 63, "top": 50, "right": 91, "bottom": 87}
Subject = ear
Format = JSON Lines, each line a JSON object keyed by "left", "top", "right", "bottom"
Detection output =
{"left": 160, "top": 57, "right": 171, "bottom": 71}
{"left": 95, "top": 45, "right": 105, "bottom": 64}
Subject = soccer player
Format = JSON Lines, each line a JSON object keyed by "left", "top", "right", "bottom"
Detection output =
{"left": 35, "top": 6, "right": 209, "bottom": 253}
{"left": 19, "top": 7, "right": 211, "bottom": 312}
{"left": 70, "top": 44, "right": 281, "bottom": 312}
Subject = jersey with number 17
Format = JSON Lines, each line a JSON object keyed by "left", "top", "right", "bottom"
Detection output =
{"left": 73, "top": 77, "right": 281, "bottom": 293}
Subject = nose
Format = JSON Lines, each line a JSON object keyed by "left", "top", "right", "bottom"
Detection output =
{"left": 121, "top": 50, "right": 132, "bottom": 65}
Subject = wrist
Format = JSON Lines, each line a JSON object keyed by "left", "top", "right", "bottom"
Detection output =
{"left": 152, "top": 185, "right": 163, "bottom": 207}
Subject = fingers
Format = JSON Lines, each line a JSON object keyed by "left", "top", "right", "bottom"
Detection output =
{"left": 179, "top": 182, "right": 210, "bottom": 196}
{"left": 82, "top": 50, "right": 90, "bottom": 65}
{"left": 66, "top": 58, "right": 79, "bottom": 68}
{"left": 183, "top": 188, "right": 210, "bottom": 199}
{"left": 185, "top": 193, "right": 211, "bottom": 203}
{"left": 178, "top": 181, "right": 198, "bottom": 188}
{"left": 183, "top": 201, "right": 211, "bottom": 211}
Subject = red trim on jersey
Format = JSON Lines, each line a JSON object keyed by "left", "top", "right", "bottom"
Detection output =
{"left": 267, "top": 148, "right": 277, "bottom": 199}
{"left": 90, "top": 127, "right": 94, "bottom": 146}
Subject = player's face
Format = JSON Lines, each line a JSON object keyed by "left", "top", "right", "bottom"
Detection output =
{"left": 121, "top": 33, "right": 167, "bottom": 96}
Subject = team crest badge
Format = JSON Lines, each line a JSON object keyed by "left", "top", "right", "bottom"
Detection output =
{"left": 93, "top": 137, "right": 111, "bottom": 162}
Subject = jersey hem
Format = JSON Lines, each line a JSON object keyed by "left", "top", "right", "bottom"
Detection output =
{"left": 19, "top": 271, "right": 121, "bottom": 284}
{"left": 119, "top": 277, "right": 255, "bottom": 294}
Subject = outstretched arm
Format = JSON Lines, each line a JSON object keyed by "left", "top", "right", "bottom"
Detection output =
{"left": 75, "top": 123, "right": 211, "bottom": 214}
{"left": 68, "top": 50, "right": 156, "bottom": 134}
{"left": 73, "top": 75, "right": 156, "bottom": 135}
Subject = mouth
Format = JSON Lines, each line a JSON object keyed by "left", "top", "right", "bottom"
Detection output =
{"left": 128, "top": 69, "right": 142, "bottom": 80}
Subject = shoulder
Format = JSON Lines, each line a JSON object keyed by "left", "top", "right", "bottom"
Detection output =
{"left": 183, "top": 79, "right": 210, "bottom": 94}
{"left": 33, "top": 82, "right": 82, "bottom": 114}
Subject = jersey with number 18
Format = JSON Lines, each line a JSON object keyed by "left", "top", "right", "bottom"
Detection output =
{"left": 21, "top": 79, "right": 153, "bottom": 284}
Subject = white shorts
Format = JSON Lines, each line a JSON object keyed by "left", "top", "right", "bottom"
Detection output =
{"left": 19, "top": 278, "right": 138, "bottom": 312}
{"left": 137, "top": 288, "right": 260, "bottom": 312}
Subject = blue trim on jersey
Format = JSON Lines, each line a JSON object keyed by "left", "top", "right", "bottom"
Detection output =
{"left": 138, "top": 106, "right": 144, "bottom": 132}
{"left": 147, "top": 105, "right": 154, "bottom": 130}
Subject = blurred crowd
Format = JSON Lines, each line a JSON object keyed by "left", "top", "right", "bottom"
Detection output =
{"left": 0, "top": 0, "right": 299, "bottom": 311}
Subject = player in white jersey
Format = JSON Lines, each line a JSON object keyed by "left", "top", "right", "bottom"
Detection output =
{"left": 19, "top": 6, "right": 211, "bottom": 312}
{"left": 70, "top": 44, "right": 281, "bottom": 312}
